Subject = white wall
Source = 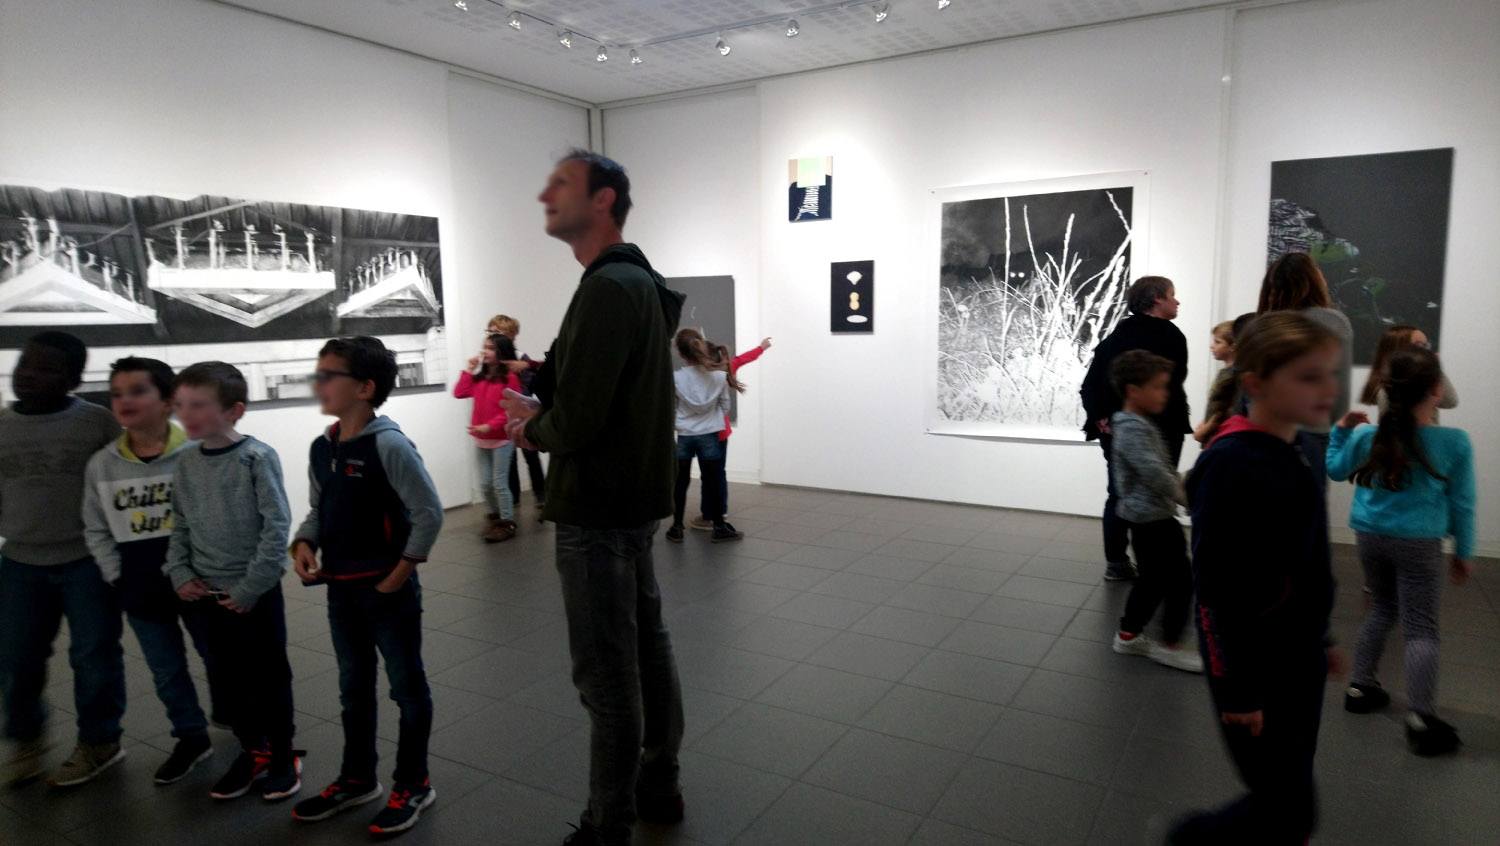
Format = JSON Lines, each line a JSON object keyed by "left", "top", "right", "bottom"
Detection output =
{"left": 0, "top": 0, "right": 589, "bottom": 512}
{"left": 603, "top": 89, "right": 765, "bottom": 483}
{"left": 1222, "top": 0, "right": 1500, "bottom": 553}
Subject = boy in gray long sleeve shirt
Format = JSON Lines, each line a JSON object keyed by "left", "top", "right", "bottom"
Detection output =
{"left": 164, "top": 362, "right": 301, "bottom": 802}
{"left": 1108, "top": 351, "right": 1202, "bottom": 673}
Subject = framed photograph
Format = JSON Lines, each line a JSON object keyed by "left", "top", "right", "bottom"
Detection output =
{"left": 788, "top": 156, "right": 833, "bottom": 222}
{"left": 927, "top": 171, "right": 1149, "bottom": 441}
{"left": 1268, "top": 148, "right": 1453, "bottom": 365}
{"left": 830, "top": 260, "right": 874, "bottom": 333}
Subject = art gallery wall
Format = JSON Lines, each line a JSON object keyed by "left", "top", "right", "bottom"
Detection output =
{"left": 0, "top": 0, "right": 590, "bottom": 513}
{"left": 603, "top": 89, "right": 765, "bottom": 483}
{"left": 1221, "top": 0, "right": 1500, "bottom": 553}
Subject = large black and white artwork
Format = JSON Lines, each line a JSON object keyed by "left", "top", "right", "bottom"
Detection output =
{"left": 930, "top": 172, "right": 1148, "bottom": 440}
{"left": 1268, "top": 148, "right": 1453, "bottom": 365}
{"left": 0, "top": 184, "right": 446, "bottom": 403}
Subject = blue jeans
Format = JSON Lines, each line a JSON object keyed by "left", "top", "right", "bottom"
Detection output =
{"left": 0, "top": 556, "right": 125, "bottom": 746}
{"left": 327, "top": 576, "right": 432, "bottom": 786}
{"left": 127, "top": 607, "right": 218, "bottom": 738}
{"left": 674, "top": 433, "right": 727, "bottom": 526}
{"left": 476, "top": 443, "right": 516, "bottom": 520}
{"left": 556, "top": 522, "right": 684, "bottom": 845}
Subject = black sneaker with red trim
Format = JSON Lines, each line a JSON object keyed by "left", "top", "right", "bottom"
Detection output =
{"left": 369, "top": 781, "right": 436, "bottom": 835}
{"left": 210, "top": 746, "right": 271, "bottom": 800}
{"left": 261, "top": 750, "right": 305, "bottom": 801}
{"left": 293, "top": 777, "right": 384, "bottom": 822}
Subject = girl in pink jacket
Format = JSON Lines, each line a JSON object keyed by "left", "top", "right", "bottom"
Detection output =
{"left": 455, "top": 333, "right": 522, "bottom": 542}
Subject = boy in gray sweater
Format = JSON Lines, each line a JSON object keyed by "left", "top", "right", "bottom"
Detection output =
{"left": 163, "top": 362, "right": 300, "bottom": 801}
{"left": 1107, "top": 350, "right": 1201, "bottom": 673}
{"left": 1, "top": 332, "right": 124, "bottom": 788}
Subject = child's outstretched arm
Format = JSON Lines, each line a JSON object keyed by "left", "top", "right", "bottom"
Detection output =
{"left": 1325, "top": 413, "right": 1369, "bottom": 482}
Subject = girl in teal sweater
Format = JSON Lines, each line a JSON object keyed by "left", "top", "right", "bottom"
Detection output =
{"left": 1327, "top": 347, "right": 1476, "bottom": 756}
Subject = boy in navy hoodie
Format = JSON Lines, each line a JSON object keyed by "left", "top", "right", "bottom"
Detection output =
{"left": 289, "top": 337, "right": 443, "bottom": 835}
{"left": 1172, "top": 312, "right": 1343, "bottom": 845}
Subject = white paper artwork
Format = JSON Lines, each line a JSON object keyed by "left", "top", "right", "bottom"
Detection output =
{"left": 928, "top": 171, "right": 1149, "bottom": 441}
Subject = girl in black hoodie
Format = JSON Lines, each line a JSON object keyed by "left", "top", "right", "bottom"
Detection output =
{"left": 1171, "top": 312, "right": 1347, "bottom": 846}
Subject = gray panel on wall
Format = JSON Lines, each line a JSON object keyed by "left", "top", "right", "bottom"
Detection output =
{"left": 666, "top": 275, "right": 738, "bottom": 422}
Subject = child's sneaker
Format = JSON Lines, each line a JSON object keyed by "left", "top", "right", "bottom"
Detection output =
{"left": 1104, "top": 560, "right": 1137, "bottom": 581}
{"left": 1406, "top": 713, "right": 1460, "bottom": 756}
{"left": 688, "top": 517, "right": 713, "bottom": 532}
{"left": 1344, "top": 682, "right": 1391, "bottom": 714}
{"left": 153, "top": 735, "right": 213, "bottom": 784}
{"left": 293, "top": 777, "right": 384, "bottom": 821}
{"left": 369, "top": 781, "right": 436, "bottom": 835}
{"left": 665, "top": 524, "right": 684, "bottom": 544}
{"left": 210, "top": 746, "right": 271, "bottom": 800}
{"left": 710, "top": 522, "right": 744, "bottom": 544}
{"left": 48, "top": 741, "right": 125, "bottom": 787}
{"left": 1112, "top": 631, "right": 1153, "bottom": 657}
{"left": 4, "top": 739, "right": 49, "bottom": 787}
{"left": 1149, "top": 642, "right": 1204, "bottom": 673}
{"left": 261, "top": 752, "right": 304, "bottom": 801}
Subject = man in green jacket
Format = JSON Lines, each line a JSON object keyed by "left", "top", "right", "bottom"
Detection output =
{"left": 505, "top": 149, "right": 685, "bottom": 846}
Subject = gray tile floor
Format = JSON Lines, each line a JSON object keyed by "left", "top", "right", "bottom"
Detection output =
{"left": 4, "top": 483, "right": 1498, "bottom": 845}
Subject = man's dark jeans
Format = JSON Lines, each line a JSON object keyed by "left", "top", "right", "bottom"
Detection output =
{"left": 0, "top": 556, "right": 125, "bottom": 746}
{"left": 556, "top": 522, "right": 684, "bottom": 845}
{"left": 327, "top": 576, "right": 433, "bottom": 786}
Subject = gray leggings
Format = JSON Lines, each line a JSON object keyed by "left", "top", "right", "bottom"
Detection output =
{"left": 1352, "top": 532, "right": 1443, "bottom": 716}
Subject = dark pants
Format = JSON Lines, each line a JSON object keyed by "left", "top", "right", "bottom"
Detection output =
{"left": 703, "top": 438, "right": 731, "bottom": 519}
{"left": 327, "top": 576, "right": 432, "bottom": 786}
{"left": 1100, "top": 430, "right": 1183, "bottom": 564}
{"left": 508, "top": 446, "right": 547, "bottom": 506}
{"left": 556, "top": 522, "right": 684, "bottom": 846}
{"left": 674, "top": 433, "right": 726, "bottom": 526}
{"left": 1119, "top": 518, "right": 1193, "bottom": 644}
{"left": 127, "top": 606, "right": 219, "bottom": 738}
{"left": 0, "top": 556, "right": 125, "bottom": 746}
{"left": 1177, "top": 649, "right": 1325, "bottom": 844}
{"left": 189, "top": 584, "right": 295, "bottom": 754}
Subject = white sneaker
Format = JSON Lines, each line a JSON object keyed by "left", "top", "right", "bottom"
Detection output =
{"left": 1150, "top": 642, "right": 1204, "bottom": 673}
{"left": 1112, "top": 632, "right": 1153, "bottom": 657}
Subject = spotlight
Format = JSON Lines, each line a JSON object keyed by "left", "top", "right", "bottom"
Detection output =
{"left": 558, "top": 30, "right": 573, "bottom": 48}
{"left": 786, "top": 19, "right": 800, "bottom": 37}
{"left": 715, "top": 34, "right": 731, "bottom": 56}
{"left": 453, "top": 0, "right": 467, "bottom": 9}
{"left": 596, "top": 45, "right": 608, "bottom": 62}
{"left": 938, "top": 0, "right": 951, "bottom": 8}
{"left": 507, "top": 11, "right": 521, "bottom": 29}
{"left": 630, "top": 48, "right": 642, "bottom": 64}
{"left": 875, "top": 4, "right": 889, "bottom": 22}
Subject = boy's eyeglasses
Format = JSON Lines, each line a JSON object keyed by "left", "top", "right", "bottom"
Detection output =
{"left": 312, "top": 369, "right": 356, "bottom": 384}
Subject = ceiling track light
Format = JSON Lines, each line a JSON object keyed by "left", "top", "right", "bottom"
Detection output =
{"left": 507, "top": 11, "right": 521, "bottom": 30}
{"left": 452, "top": 0, "right": 467, "bottom": 9}
{"left": 874, "top": 4, "right": 889, "bottom": 22}
{"left": 558, "top": 29, "right": 573, "bottom": 48}
{"left": 596, "top": 45, "right": 608, "bottom": 62}
{"left": 786, "top": 18, "right": 800, "bottom": 37}
{"left": 629, "top": 48, "right": 642, "bottom": 64}
{"left": 715, "top": 33, "right": 731, "bottom": 56}
{"left": 938, "top": 0, "right": 952, "bottom": 8}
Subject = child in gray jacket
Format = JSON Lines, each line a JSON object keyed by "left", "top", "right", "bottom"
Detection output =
{"left": 1107, "top": 350, "right": 1201, "bottom": 673}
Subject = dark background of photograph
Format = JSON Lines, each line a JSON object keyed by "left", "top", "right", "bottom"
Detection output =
{"left": 1269, "top": 148, "right": 1453, "bottom": 364}
{"left": 940, "top": 187, "right": 1133, "bottom": 291}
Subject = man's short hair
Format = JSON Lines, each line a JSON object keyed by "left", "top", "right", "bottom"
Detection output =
{"left": 175, "top": 361, "right": 248, "bottom": 408}
{"left": 320, "top": 336, "right": 398, "bottom": 407}
{"left": 27, "top": 331, "right": 88, "bottom": 384}
{"left": 1127, "top": 276, "right": 1174, "bottom": 316}
{"left": 558, "top": 148, "right": 632, "bottom": 228}
{"left": 110, "top": 357, "right": 176, "bottom": 399}
{"left": 1110, "top": 349, "right": 1174, "bottom": 398}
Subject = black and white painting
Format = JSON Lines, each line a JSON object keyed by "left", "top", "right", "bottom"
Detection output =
{"left": 788, "top": 157, "right": 833, "bottom": 223}
{"left": 929, "top": 172, "right": 1148, "bottom": 440}
{"left": 667, "top": 275, "right": 740, "bottom": 422}
{"left": 830, "top": 260, "right": 873, "bottom": 333}
{"left": 1268, "top": 148, "right": 1453, "bottom": 365}
{"left": 0, "top": 183, "right": 447, "bottom": 404}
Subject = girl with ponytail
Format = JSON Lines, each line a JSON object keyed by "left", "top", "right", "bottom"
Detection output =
{"left": 666, "top": 328, "right": 746, "bottom": 544}
{"left": 1327, "top": 347, "right": 1476, "bottom": 756}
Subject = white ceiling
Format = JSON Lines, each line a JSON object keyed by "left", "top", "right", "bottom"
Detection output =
{"left": 220, "top": 0, "right": 1244, "bottom": 104}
